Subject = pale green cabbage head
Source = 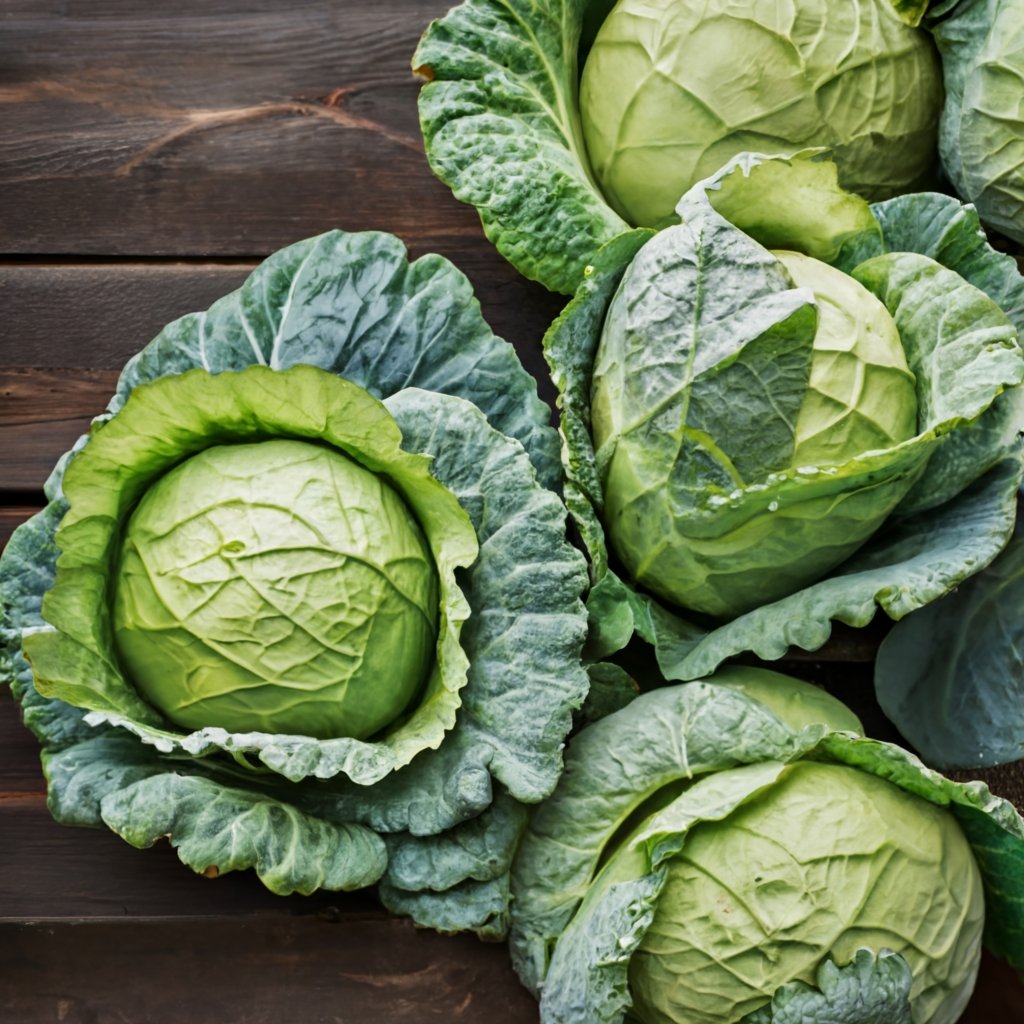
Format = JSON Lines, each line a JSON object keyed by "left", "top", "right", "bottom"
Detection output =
{"left": 509, "top": 670, "right": 1024, "bottom": 1024}
{"left": 773, "top": 250, "right": 918, "bottom": 466}
{"left": 579, "top": 0, "right": 943, "bottom": 227}
{"left": 590, "top": 234, "right": 929, "bottom": 617}
{"left": 572, "top": 154, "right": 1024, "bottom": 628}
{"left": 628, "top": 761, "right": 984, "bottom": 1024}
{"left": 114, "top": 438, "right": 440, "bottom": 739}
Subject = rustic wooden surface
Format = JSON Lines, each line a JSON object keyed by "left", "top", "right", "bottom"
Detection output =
{"left": 1, "top": 3, "right": 1021, "bottom": 1022}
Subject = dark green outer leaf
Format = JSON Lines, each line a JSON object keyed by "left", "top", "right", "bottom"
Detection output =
{"left": 853, "top": 190, "right": 1024, "bottom": 515}
{"left": 41, "top": 734, "right": 389, "bottom": 893}
{"left": 0, "top": 501, "right": 95, "bottom": 749}
{"left": 103, "top": 773, "right": 388, "bottom": 895}
{"left": 930, "top": 0, "right": 1024, "bottom": 245}
{"left": 538, "top": 869, "right": 665, "bottom": 1024}
{"left": 541, "top": 228, "right": 653, "bottom": 659}
{"left": 740, "top": 949, "right": 914, "bottom": 1024}
{"left": 851, "top": 252, "right": 1022, "bottom": 434}
{"left": 378, "top": 873, "right": 512, "bottom": 940}
{"left": 875, "top": 483, "right": 1024, "bottom": 769}
{"left": 865, "top": 193, "right": 1024, "bottom": 331}
{"left": 414, "top": 0, "right": 628, "bottom": 294}
{"left": 112, "top": 230, "right": 561, "bottom": 493}
{"left": 387, "top": 390, "right": 589, "bottom": 809}
{"left": 377, "top": 790, "right": 528, "bottom": 938}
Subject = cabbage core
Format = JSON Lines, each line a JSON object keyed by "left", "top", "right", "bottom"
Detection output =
{"left": 113, "top": 438, "right": 439, "bottom": 739}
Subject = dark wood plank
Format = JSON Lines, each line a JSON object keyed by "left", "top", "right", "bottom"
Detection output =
{"left": 0, "top": 916, "right": 540, "bottom": 1024}
{"left": 0, "top": 921, "right": 1018, "bottom": 1024}
{"left": 0, "top": 0, "right": 493, "bottom": 257}
{"left": 0, "top": 263, "right": 255, "bottom": 368}
{"left": 949, "top": 761, "right": 1024, "bottom": 815}
{"left": 0, "top": 367, "right": 119, "bottom": 489}
{"left": 0, "top": 919, "right": 1019, "bottom": 1024}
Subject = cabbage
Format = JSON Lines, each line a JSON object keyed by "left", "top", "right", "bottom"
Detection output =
{"left": 509, "top": 669, "right": 1024, "bottom": 1023}
{"left": 0, "top": 229, "right": 590, "bottom": 937}
{"left": 544, "top": 153, "right": 1024, "bottom": 722}
{"left": 414, "top": 0, "right": 1024, "bottom": 294}
{"left": 112, "top": 436, "right": 442, "bottom": 740}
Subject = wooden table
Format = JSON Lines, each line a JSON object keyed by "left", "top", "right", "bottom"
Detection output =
{"left": 1, "top": 3, "right": 1021, "bottom": 1020}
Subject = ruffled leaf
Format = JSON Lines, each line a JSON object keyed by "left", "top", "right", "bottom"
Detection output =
{"left": 875, "top": 482, "right": 1024, "bottom": 769}
{"left": 740, "top": 949, "right": 913, "bottom": 1024}
{"left": 413, "top": 0, "right": 628, "bottom": 295}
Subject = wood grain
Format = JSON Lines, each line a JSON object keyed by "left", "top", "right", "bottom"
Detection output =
{"left": 0, "top": 919, "right": 1018, "bottom": 1024}
{"left": 0, "top": 263, "right": 256, "bottom": 368}
{"left": 0, "top": 916, "right": 539, "bottom": 1023}
{"left": 0, "top": 259, "right": 561, "bottom": 374}
{"left": 0, "top": 0, "right": 490, "bottom": 257}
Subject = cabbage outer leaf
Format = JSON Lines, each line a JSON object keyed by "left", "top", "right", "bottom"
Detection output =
{"left": 40, "top": 732, "right": 387, "bottom": 894}
{"left": 413, "top": 0, "right": 628, "bottom": 295}
{"left": 739, "top": 949, "right": 913, "bottom": 1024}
{"left": 106, "top": 229, "right": 561, "bottom": 493}
{"left": 875, "top": 481, "right": 1024, "bottom": 769}
{"left": 853, "top": 192, "right": 1024, "bottom": 515}
{"left": 930, "top": 0, "right": 1024, "bottom": 244}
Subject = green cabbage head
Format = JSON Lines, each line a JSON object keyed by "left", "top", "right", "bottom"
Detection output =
{"left": 114, "top": 437, "right": 441, "bottom": 739}
{"left": 579, "top": 153, "right": 1024, "bottom": 621}
{"left": 628, "top": 761, "right": 981, "bottom": 1024}
{"left": 24, "top": 363, "right": 480, "bottom": 776}
{"left": 509, "top": 669, "right": 1024, "bottom": 1024}
{"left": 0, "top": 229, "right": 592, "bottom": 938}
{"left": 580, "top": 0, "right": 943, "bottom": 227}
